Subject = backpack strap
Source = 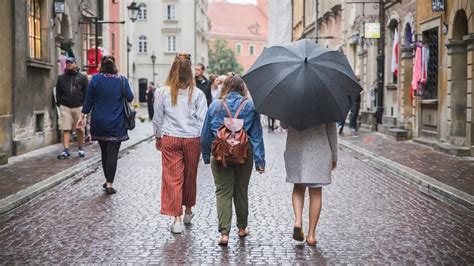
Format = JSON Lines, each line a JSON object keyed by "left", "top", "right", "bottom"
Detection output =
{"left": 221, "top": 100, "right": 233, "bottom": 118}
{"left": 234, "top": 99, "right": 248, "bottom": 118}
{"left": 221, "top": 98, "right": 248, "bottom": 119}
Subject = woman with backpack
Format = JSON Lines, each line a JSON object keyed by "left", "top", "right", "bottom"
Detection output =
{"left": 201, "top": 73, "right": 265, "bottom": 246}
{"left": 153, "top": 53, "right": 208, "bottom": 234}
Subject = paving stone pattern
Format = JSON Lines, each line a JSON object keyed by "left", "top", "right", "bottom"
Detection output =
{"left": 340, "top": 129, "right": 474, "bottom": 195}
{"left": 0, "top": 132, "right": 473, "bottom": 264}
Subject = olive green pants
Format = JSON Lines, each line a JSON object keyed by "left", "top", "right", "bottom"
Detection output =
{"left": 211, "top": 156, "right": 254, "bottom": 235}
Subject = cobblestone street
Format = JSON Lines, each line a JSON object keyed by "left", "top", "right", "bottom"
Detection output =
{"left": 0, "top": 131, "right": 473, "bottom": 264}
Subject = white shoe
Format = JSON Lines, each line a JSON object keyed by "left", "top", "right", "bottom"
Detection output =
{"left": 183, "top": 213, "right": 195, "bottom": 225}
{"left": 171, "top": 222, "right": 183, "bottom": 234}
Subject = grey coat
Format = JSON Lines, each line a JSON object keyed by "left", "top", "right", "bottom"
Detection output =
{"left": 284, "top": 123, "right": 338, "bottom": 184}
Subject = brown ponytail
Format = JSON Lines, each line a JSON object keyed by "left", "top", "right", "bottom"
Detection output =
{"left": 165, "top": 53, "right": 195, "bottom": 106}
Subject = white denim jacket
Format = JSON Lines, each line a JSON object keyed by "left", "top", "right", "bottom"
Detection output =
{"left": 153, "top": 86, "right": 208, "bottom": 138}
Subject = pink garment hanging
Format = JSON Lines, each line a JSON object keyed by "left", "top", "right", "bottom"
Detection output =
{"left": 411, "top": 44, "right": 422, "bottom": 94}
{"left": 391, "top": 29, "right": 399, "bottom": 78}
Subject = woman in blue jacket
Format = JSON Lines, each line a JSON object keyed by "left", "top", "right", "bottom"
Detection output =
{"left": 77, "top": 56, "right": 134, "bottom": 195}
{"left": 201, "top": 73, "right": 265, "bottom": 246}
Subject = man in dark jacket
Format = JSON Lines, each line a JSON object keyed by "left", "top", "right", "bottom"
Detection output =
{"left": 55, "top": 57, "right": 89, "bottom": 159}
{"left": 194, "top": 63, "right": 212, "bottom": 106}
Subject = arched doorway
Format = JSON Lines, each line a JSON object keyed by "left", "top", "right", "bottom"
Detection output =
{"left": 448, "top": 10, "right": 468, "bottom": 140}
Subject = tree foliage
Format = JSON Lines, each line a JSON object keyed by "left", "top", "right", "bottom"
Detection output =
{"left": 208, "top": 39, "right": 244, "bottom": 75}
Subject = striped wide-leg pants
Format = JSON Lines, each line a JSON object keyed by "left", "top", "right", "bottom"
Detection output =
{"left": 160, "top": 135, "right": 201, "bottom": 216}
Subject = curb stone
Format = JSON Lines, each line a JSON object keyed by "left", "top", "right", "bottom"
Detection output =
{"left": 339, "top": 139, "right": 474, "bottom": 210}
{"left": 0, "top": 136, "right": 154, "bottom": 216}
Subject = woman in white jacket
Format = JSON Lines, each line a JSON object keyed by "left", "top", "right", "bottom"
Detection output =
{"left": 153, "top": 53, "right": 208, "bottom": 234}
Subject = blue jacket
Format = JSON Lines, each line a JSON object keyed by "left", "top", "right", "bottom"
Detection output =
{"left": 201, "top": 92, "right": 265, "bottom": 169}
{"left": 82, "top": 73, "right": 134, "bottom": 142}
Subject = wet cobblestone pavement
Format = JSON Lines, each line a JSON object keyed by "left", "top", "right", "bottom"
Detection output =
{"left": 0, "top": 131, "right": 473, "bottom": 264}
{"left": 339, "top": 129, "right": 474, "bottom": 195}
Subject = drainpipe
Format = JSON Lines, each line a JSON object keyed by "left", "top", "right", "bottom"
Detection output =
{"left": 194, "top": 0, "right": 197, "bottom": 64}
{"left": 375, "top": 0, "right": 385, "bottom": 130}
{"left": 291, "top": 0, "right": 294, "bottom": 41}
{"left": 315, "top": 0, "right": 318, "bottom": 43}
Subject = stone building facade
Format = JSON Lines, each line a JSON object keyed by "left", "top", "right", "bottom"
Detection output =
{"left": 208, "top": 0, "right": 268, "bottom": 73}
{"left": 0, "top": 0, "right": 101, "bottom": 162}
{"left": 122, "top": 0, "right": 209, "bottom": 101}
{"left": 413, "top": 0, "right": 474, "bottom": 156}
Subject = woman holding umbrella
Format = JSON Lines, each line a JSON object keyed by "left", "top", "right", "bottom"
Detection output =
{"left": 281, "top": 122, "right": 337, "bottom": 246}
{"left": 243, "top": 39, "right": 361, "bottom": 246}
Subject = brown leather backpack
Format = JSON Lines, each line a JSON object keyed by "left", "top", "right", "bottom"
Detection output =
{"left": 211, "top": 99, "right": 249, "bottom": 167}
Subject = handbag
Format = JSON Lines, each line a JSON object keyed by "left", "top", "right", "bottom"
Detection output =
{"left": 120, "top": 76, "right": 136, "bottom": 130}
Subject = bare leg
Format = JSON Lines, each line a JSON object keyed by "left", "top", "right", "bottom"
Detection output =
{"left": 63, "top": 131, "right": 71, "bottom": 149}
{"left": 307, "top": 187, "right": 322, "bottom": 244}
{"left": 292, "top": 184, "right": 306, "bottom": 228}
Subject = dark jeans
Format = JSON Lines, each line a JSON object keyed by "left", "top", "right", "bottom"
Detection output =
{"left": 267, "top": 117, "right": 275, "bottom": 131}
{"left": 349, "top": 103, "right": 360, "bottom": 130}
{"left": 98, "top": 140, "right": 121, "bottom": 183}
{"left": 147, "top": 102, "right": 154, "bottom": 120}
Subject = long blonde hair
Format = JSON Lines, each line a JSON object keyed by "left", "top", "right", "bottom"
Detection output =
{"left": 165, "top": 53, "right": 195, "bottom": 106}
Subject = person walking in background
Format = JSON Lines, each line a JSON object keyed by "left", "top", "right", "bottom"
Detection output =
{"left": 201, "top": 73, "right": 265, "bottom": 246}
{"left": 282, "top": 122, "right": 337, "bottom": 246}
{"left": 77, "top": 56, "right": 134, "bottom": 195}
{"left": 56, "top": 57, "right": 89, "bottom": 159}
{"left": 146, "top": 82, "right": 156, "bottom": 120}
{"left": 195, "top": 63, "right": 212, "bottom": 106}
{"left": 349, "top": 75, "right": 362, "bottom": 134}
{"left": 267, "top": 116, "right": 276, "bottom": 133}
{"left": 209, "top": 73, "right": 221, "bottom": 101}
{"left": 154, "top": 53, "right": 208, "bottom": 234}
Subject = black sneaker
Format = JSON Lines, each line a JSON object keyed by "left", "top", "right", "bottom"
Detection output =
{"left": 57, "top": 150, "right": 70, "bottom": 159}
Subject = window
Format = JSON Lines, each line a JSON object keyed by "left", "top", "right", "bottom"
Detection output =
{"left": 28, "top": 0, "right": 42, "bottom": 59}
{"left": 249, "top": 44, "right": 255, "bottom": 55}
{"left": 166, "top": 36, "right": 176, "bottom": 52}
{"left": 138, "top": 36, "right": 147, "bottom": 53}
{"left": 236, "top": 43, "right": 242, "bottom": 55}
{"left": 138, "top": 3, "right": 147, "bottom": 20}
{"left": 167, "top": 5, "right": 176, "bottom": 20}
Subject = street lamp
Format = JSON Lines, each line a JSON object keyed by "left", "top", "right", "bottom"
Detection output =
{"left": 150, "top": 52, "right": 156, "bottom": 84}
{"left": 127, "top": 2, "right": 140, "bottom": 22}
{"left": 126, "top": 1, "right": 139, "bottom": 80}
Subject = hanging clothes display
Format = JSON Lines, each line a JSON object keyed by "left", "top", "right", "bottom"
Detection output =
{"left": 411, "top": 42, "right": 429, "bottom": 97}
{"left": 391, "top": 28, "right": 399, "bottom": 78}
{"left": 411, "top": 43, "right": 422, "bottom": 96}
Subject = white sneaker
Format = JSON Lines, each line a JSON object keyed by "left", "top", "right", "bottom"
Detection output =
{"left": 171, "top": 222, "right": 183, "bottom": 234}
{"left": 183, "top": 213, "right": 195, "bottom": 225}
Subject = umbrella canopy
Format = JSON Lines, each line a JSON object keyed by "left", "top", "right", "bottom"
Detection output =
{"left": 242, "top": 39, "right": 362, "bottom": 131}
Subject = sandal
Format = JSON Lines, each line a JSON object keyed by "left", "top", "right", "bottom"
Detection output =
{"left": 105, "top": 187, "right": 116, "bottom": 195}
{"left": 238, "top": 228, "right": 249, "bottom": 238}
{"left": 218, "top": 234, "right": 229, "bottom": 246}
{"left": 292, "top": 227, "right": 304, "bottom": 242}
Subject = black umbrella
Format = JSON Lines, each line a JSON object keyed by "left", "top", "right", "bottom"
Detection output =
{"left": 242, "top": 39, "right": 362, "bottom": 131}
